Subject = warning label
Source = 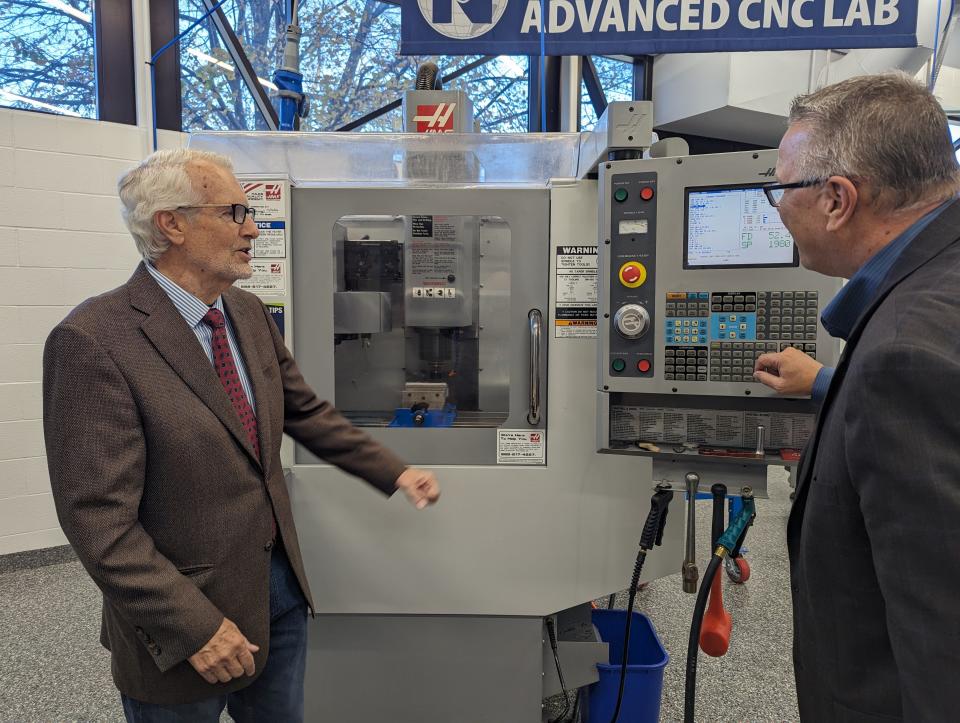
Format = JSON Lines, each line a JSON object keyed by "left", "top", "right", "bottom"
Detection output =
{"left": 411, "top": 215, "right": 456, "bottom": 241}
{"left": 555, "top": 245, "right": 598, "bottom": 338}
{"left": 497, "top": 429, "right": 546, "bottom": 465}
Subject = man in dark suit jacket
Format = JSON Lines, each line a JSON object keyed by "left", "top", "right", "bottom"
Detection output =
{"left": 753, "top": 74, "right": 960, "bottom": 720}
{"left": 42, "top": 149, "right": 440, "bottom": 722}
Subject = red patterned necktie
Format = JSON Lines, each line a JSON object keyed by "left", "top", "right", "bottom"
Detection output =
{"left": 202, "top": 308, "right": 260, "bottom": 460}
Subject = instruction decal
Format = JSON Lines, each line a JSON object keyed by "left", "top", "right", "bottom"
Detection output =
{"left": 611, "top": 405, "right": 816, "bottom": 449}
{"left": 555, "top": 245, "right": 598, "bottom": 338}
{"left": 253, "top": 221, "right": 286, "bottom": 258}
{"left": 236, "top": 260, "right": 287, "bottom": 295}
{"left": 497, "top": 429, "right": 546, "bottom": 465}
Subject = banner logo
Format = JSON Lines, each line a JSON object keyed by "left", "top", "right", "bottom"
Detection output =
{"left": 403, "top": 0, "right": 916, "bottom": 57}
{"left": 413, "top": 103, "right": 457, "bottom": 133}
{"left": 416, "top": 0, "right": 508, "bottom": 39}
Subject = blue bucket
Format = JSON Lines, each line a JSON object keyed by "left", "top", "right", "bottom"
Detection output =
{"left": 582, "top": 609, "right": 669, "bottom": 723}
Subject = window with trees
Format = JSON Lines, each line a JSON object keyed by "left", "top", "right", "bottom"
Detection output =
{"left": 0, "top": 0, "right": 97, "bottom": 118}
{"left": 178, "top": 0, "right": 528, "bottom": 132}
{"left": 581, "top": 55, "right": 632, "bottom": 132}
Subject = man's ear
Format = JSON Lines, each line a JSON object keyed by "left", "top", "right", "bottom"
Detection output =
{"left": 823, "top": 176, "right": 858, "bottom": 232}
{"left": 155, "top": 210, "right": 187, "bottom": 247}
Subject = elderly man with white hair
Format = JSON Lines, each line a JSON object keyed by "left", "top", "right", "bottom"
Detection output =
{"left": 42, "top": 149, "right": 440, "bottom": 722}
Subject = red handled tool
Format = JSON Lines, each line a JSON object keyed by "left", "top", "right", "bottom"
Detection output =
{"left": 699, "top": 483, "right": 732, "bottom": 657}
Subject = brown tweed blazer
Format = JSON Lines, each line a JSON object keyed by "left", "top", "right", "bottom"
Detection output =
{"left": 42, "top": 263, "right": 407, "bottom": 705}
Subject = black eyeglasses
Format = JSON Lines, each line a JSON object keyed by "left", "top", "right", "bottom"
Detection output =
{"left": 178, "top": 203, "right": 257, "bottom": 224}
{"left": 763, "top": 179, "right": 825, "bottom": 207}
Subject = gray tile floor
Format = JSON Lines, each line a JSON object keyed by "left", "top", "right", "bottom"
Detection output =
{"left": 0, "top": 469, "right": 798, "bottom": 722}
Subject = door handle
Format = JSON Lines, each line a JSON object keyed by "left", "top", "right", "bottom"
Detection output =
{"left": 527, "top": 309, "right": 542, "bottom": 425}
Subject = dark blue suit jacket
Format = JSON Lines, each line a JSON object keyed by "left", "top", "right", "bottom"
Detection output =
{"left": 789, "top": 199, "right": 960, "bottom": 722}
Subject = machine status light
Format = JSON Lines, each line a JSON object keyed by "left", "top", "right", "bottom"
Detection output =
{"left": 612, "top": 359, "right": 626, "bottom": 372}
{"left": 637, "top": 359, "right": 651, "bottom": 373}
{"left": 614, "top": 188, "right": 628, "bottom": 202}
{"left": 640, "top": 187, "right": 655, "bottom": 201}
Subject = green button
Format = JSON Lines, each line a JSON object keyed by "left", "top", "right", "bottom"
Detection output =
{"left": 614, "top": 188, "right": 628, "bottom": 202}
{"left": 611, "top": 358, "right": 626, "bottom": 372}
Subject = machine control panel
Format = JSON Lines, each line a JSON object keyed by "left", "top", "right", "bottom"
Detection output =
{"left": 598, "top": 150, "right": 842, "bottom": 399}
{"left": 606, "top": 171, "right": 658, "bottom": 378}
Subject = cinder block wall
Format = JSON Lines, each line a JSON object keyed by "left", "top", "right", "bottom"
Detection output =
{"left": 0, "top": 107, "right": 184, "bottom": 554}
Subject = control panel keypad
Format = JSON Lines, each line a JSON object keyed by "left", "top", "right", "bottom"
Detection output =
{"left": 659, "top": 290, "right": 822, "bottom": 384}
{"left": 710, "top": 342, "right": 777, "bottom": 382}
{"left": 757, "top": 291, "right": 819, "bottom": 341}
{"left": 664, "top": 346, "right": 708, "bottom": 381}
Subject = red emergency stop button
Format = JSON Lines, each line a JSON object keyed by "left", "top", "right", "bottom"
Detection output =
{"left": 640, "top": 187, "right": 655, "bottom": 201}
{"left": 637, "top": 359, "right": 651, "bottom": 373}
{"left": 618, "top": 261, "right": 647, "bottom": 288}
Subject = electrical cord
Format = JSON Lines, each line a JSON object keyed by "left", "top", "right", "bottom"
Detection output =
{"left": 546, "top": 617, "right": 570, "bottom": 723}
{"left": 684, "top": 492, "right": 756, "bottom": 723}
{"left": 608, "top": 486, "right": 674, "bottom": 723}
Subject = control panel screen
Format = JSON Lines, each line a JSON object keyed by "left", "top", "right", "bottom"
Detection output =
{"left": 684, "top": 184, "right": 799, "bottom": 269}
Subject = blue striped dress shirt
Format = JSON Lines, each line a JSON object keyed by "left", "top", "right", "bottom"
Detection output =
{"left": 145, "top": 262, "right": 257, "bottom": 415}
{"left": 810, "top": 199, "right": 953, "bottom": 401}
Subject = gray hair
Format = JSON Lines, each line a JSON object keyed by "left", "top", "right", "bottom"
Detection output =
{"left": 118, "top": 149, "right": 235, "bottom": 262}
{"left": 788, "top": 72, "right": 960, "bottom": 213}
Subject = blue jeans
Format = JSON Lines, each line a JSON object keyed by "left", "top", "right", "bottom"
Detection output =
{"left": 121, "top": 543, "right": 308, "bottom": 723}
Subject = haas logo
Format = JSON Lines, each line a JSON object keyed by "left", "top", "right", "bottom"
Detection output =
{"left": 264, "top": 184, "right": 281, "bottom": 200}
{"left": 417, "top": 0, "right": 508, "bottom": 40}
{"left": 758, "top": 167, "right": 777, "bottom": 178}
{"left": 529, "top": 433, "right": 541, "bottom": 443}
{"left": 414, "top": 103, "right": 457, "bottom": 133}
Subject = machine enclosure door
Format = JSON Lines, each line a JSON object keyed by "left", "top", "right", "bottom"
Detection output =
{"left": 291, "top": 187, "right": 549, "bottom": 466}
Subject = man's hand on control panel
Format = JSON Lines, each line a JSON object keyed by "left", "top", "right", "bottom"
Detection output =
{"left": 754, "top": 346, "right": 824, "bottom": 396}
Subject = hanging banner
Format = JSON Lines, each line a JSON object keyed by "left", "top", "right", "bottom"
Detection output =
{"left": 401, "top": 0, "right": 917, "bottom": 56}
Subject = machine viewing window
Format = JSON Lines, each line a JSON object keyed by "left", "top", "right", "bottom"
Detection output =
{"left": 684, "top": 184, "right": 799, "bottom": 269}
{"left": 332, "top": 214, "right": 511, "bottom": 428}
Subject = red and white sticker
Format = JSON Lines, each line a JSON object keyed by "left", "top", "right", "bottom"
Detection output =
{"left": 497, "top": 429, "right": 546, "bottom": 465}
{"left": 413, "top": 103, "right": 456, "bottom": 133}
{"left": 242, "top": 182, "right": 285, "bottom": 220}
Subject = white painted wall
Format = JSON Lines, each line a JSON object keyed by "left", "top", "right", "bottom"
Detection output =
{"left": 0, "top": 108, "right": 186, "bottom": 554}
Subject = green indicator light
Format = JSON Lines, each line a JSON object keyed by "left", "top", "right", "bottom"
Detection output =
{"left": 612, "top": 358, "right": 626, "bottom": 372}
{"left": 614, "top": 188, "right": 628, "bottom": 202}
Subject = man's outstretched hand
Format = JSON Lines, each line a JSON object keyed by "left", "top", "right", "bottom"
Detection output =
{"left": 395, "top": 468, "right": 440, "bottom": 510}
